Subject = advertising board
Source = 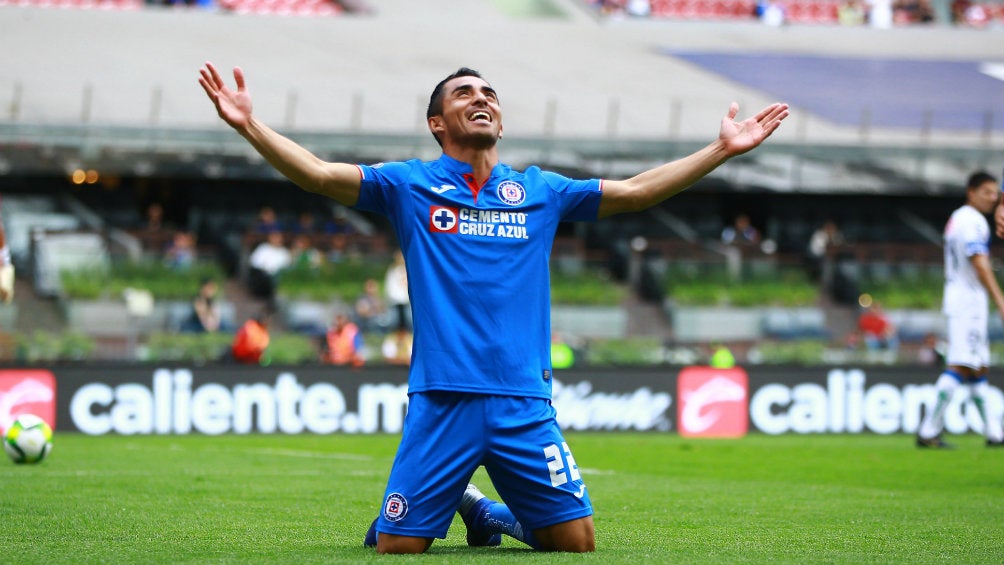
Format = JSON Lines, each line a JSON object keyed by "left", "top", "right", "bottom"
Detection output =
{"left": 0, "top": 364, "right": 996, "bottom": 436}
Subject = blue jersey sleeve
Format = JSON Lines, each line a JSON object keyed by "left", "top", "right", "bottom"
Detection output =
{"left": 537, "top": 169, "right": 602, "bottom": 222}
{"left": 354, "top": 161, "right": 417, "bottom": 217}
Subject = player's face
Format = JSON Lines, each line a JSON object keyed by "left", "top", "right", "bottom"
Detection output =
{"left": 431, "top": 76, "right": 502, "bottom": 149}
{"left": 969, "top": 180, "right": 1000, "bottom": 214}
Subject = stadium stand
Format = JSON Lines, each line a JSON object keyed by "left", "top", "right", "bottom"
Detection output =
{"left": 601, "top": 0, "right": 1004, "bottom": 24}
{"left": 648, "top": 0, "right": 760, "bottom": 19}
{"left": 32, "top": 231, "right": 110, "bottom": 296}
{"left": 0, "top": 0, "right": 141, "bottom": 7}
{"left": 0, "top": 0, "right": 356, "bottom": 13}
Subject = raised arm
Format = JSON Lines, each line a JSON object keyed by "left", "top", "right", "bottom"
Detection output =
{"left": 198, "top": 62, "right": 363, "bottom": 206}
{"left": 597, "top": 102, "right": 788, "bottom": 218}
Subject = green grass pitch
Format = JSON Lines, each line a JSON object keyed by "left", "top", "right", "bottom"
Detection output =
{"left": 1, "top": 432, "right": 1001, "bottom": 564}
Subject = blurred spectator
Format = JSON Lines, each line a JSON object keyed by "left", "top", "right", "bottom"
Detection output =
{"left": 806, "top": 219, "right": 845, "bottom": 283}
{"left": 721, "top": 213, "right": 761, "bottom": 246}
{"left": 323, "top": 206, "right": 355, "bottom": 236}
{"left": 248, "top": 229, "right": 292, "bottom": 302}
{"left": 893, "top": 0, "right": 934, "bottom": 22}
{"left": 917, "top": 332, "right": 945, "bottom": 366}
{"left": 290, "top": 233, "right": 322, "bottom": 271}
{"left": 838, "top": 0, "right": 868, "bottom": 24}
{"left": 254, "top": 206, "right": 283, "bottom": 234}
{"left": 382, "top": 327, "right": 413, "bottom": 366}
{"left": 323, "top": 208, "right": 357, "bottom": 263}
{"left": 324, "top": 313, "right": 365, "bottom": 367}
{"left": 757, "top": 0, "right": 786, "bottom": 25}
{"left": 625, "top": 0, "right": 651, "bottom": 17}
{"left": 327, "top": 232, "right": 350, "bottom": 264}
{"left": 164, "top": 230, "right": 197, "bottom": 270}
{"left": 385, "top": 249, "right": 410, "bottom": 331}
{"left": 291, "top": 211, "right": 318, "bottom": 236}
{"left": 231, "top": 310, "right": 271, "bottom": 364}
{"left": 144, "top": 202, "right": 166, "bottom": 231}
{"left": 844, "top": 329, "right": 862, "bottom": 351}
{"left": 869, "top": 0, "right": 895, "bottom": 27}
{"left": 182, "top": 277, "right": 226, "bottom": 333}
{"left": 858, "top": 300, "right": 899, "bottom": 353}
{"left": 136, "top": 202, "right": 174, "bottom": 254}
{"left": 595, "top": 0, "right": 627, "bottom": 16}
{"left": 355, "top": 278, "right": 390, "bottom": 335}
{"left": 952, "top": 0, "right": 989, "bottom": 25}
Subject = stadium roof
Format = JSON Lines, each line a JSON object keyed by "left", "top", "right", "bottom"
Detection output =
{"left": 1, "top": 0, "right": 1003, "bottom": 193}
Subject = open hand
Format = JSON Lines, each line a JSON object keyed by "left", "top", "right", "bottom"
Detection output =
{"left": 198, "top": 61, "right": 253, "bottom": 130}
{"left": 719, "top": 102, "right": 789, "bottom": 157}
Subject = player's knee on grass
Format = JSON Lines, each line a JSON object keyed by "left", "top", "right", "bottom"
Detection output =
{"left": 375, "top": 534, "right": 433, "bottom": 554}
{"left": 534, "top": 516, "right": 595, "bottom": 552}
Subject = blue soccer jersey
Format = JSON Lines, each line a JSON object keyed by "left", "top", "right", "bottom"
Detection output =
{"left": 354, "top": 154, "right": 602, "bottom": 399}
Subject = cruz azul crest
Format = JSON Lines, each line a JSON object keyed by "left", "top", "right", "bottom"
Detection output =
{"left": 496, "top": 181, "right": 526, "bottom": 206}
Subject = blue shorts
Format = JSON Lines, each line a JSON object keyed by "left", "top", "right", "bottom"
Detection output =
{"left": 374, "top": 391, "right": 593, "bottom": 539}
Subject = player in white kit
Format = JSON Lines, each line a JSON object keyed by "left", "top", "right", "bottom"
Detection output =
{"left": 918, "top": 171, "right": 1004, "bottom": 448}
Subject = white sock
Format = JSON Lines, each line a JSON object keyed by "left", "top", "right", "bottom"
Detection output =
{"left": 919, "top": 372, "right": 961, "bottom": 439}
{"left": 970, "top": 379, "right": 1003, "bottom": 443}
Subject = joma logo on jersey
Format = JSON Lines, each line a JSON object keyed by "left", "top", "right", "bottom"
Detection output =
{"left": 429, "top": 206, "right": 459, "bottom": 233}
{"left": 677, "top": 366, "right": 748, "bottom": 438}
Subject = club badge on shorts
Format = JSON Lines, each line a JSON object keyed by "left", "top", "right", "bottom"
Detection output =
{"left": 383, "top": 493, "right": 409, "bottom": 522}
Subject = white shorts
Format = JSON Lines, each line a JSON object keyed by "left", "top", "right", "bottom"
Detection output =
{"left": 945, "top": 314, "right": 989, "bottom": 370}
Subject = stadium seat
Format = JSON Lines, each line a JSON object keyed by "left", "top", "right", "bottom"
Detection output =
{"left": 32, "top": 231, "right": 110, "bottom": 297}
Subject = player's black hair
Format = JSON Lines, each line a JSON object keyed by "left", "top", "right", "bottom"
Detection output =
{"left": 966, "top": 170, "right": 998, "bottom": 190}
{"left": 426, "top": 67, "right": 485, "bottom": 147}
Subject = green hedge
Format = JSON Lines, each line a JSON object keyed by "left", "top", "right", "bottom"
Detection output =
{"left": 667, "top": 268, "right": 819, "bottom": 307}
{"left": 748, "top": 340, "right": 830, "bottom": 365}
{"left": 856, "top": 272, "right": 942, "bottom": 309}
{"left": 277, "top": 260, "right": 388, "bottom": 302}
{"left": 144, "top": 332, "right": 235, "bottom": 363}
{"left": 144, "top": 331, "right": 321, "bottom": 365}
{"left": 15, "top": 331, "right": 96, "bottom": 363}
{"left": 550, "top": 270, "right": 627, "bottom": 306}
{"left": 583, "top": 337, "right": 665, "bottom": 365}
{"left": 61, "top": 261, "right": 224, "bottom": 300}
{"left": 282, "top": 262, "right": 627, "bottom": 306}
{"left": 60, "top": 257, "right": 627, "bottom": 306}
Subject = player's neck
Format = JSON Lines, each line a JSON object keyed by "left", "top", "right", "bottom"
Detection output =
{"left": 443, "top": 145, "right": 499, "bottom": 184}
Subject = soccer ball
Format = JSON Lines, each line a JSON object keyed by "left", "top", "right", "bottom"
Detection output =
{"left": 3, "top": 414, "right": 53, "bottom": 464}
